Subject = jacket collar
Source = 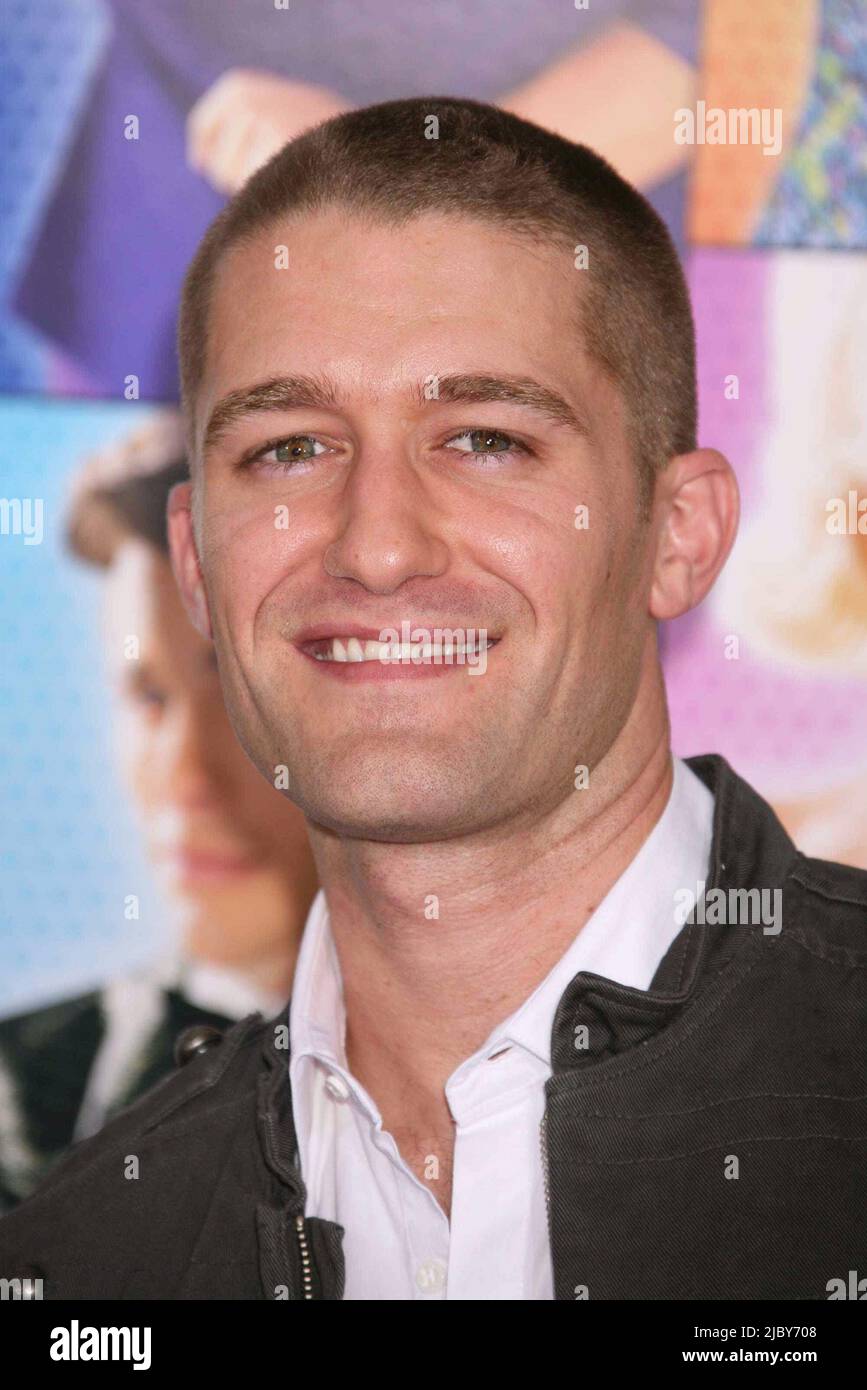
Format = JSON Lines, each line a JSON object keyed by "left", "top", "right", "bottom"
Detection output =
{"left": 549, "top": 752, "right": 801, "bottom": 1072}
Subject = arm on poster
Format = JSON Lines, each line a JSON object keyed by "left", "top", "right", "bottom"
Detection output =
{"left": 498, "top": 20, "right": 696, "bottom": 189}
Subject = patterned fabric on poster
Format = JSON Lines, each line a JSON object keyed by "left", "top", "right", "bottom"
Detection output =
{"left": 755, "top": 0, "right": 867, "bottom": 247}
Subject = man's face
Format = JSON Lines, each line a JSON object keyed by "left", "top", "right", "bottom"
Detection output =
{"left": 188, "top": 208, "right": 656, "bottom": 841}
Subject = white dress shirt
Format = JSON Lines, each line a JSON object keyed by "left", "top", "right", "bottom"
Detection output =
{"left": 289, "top": 756, "right": 714, "bottom": 1300}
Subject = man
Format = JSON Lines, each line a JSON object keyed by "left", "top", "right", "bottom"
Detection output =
{"left": 0, "top": 416, "right": 316, "bottom": 1208}
{"left": 1, "top": 96, "right": 864, "bottom": 1300}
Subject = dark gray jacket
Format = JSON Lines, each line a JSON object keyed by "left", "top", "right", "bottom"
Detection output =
{"left": 1, "top": 754, "right": 865, "bottom": 1300}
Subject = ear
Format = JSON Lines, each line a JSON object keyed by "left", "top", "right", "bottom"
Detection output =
{"left": 167, "top": 481, "right": 213, "bottom": 640}
{"left": 649, "top": 448, "right": 740, "bottom": 620}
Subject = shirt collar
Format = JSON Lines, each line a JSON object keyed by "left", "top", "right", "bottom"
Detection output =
{"left": 290, "top": 889, "right": 348, "bottom": 1070}
{"left": 290, "top": 755, "right": 714, "bottom": 1075}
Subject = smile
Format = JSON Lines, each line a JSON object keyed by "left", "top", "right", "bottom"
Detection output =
{"left": 310, "top": 636, "right": 496, "bottom": 663}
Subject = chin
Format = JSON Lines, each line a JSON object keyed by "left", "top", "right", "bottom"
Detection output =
{"left": 268, "top": 738, "right": 511, "bottom": 839}
{"left": 304, "top": 785, "right": 489, "bottom": 843}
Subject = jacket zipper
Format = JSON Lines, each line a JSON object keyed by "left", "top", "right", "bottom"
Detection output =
{"left": 540, "top": 1110, "right": 552, "bottom": 1226}
{"left": 294, "top": 1214, "right": 314, "bottom": 1300}
{"left": 540, "top": 1110, "right": 558, "bottom": 1298}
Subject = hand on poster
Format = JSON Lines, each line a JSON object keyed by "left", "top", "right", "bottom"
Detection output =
{"left": 186, "top": 69, "right": 353, "bottom": 194}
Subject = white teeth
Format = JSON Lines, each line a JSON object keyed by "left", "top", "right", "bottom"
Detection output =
{"left": 313, "top": 637, "right": 495, "bottom": 663}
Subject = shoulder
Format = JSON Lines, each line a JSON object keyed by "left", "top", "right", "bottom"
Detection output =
{"left": 6, "top": 1009, "right": 269, "bottom": 1198}
{"left": 0, "top": 1011, "right": 273, "bottom": 1297}
{"left": 689, "top": 751, "right": 867, "bottom": 965}
{"left": 784, "top": 849, "right": 867, "bottom": 961}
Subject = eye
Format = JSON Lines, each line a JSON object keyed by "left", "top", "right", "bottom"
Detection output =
{"left": 443, "top": 428, "right": 528, "bottom": 467}
{"left": 125, "top": 681, "right": 168, "bottom": 717}
{"left": 244, "top": 435, "right": 329, "bottom": 472}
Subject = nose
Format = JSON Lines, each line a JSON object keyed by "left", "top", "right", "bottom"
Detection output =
{"left": 323, "top": 447, "right": 450, "bottom": 594}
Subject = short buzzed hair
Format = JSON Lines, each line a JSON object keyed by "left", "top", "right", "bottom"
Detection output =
{"left": 178, "top": 95, "right": 696, "bottom": 513}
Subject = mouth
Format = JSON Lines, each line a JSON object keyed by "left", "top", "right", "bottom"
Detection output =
{"left": 305, "top": 635, "right": 497, "bottom": 663}
{"left": 160, "top": 847, "right": 263, "bottom": 885}
{"left": 294, "top": 625, "right": 500, "bottom": 680}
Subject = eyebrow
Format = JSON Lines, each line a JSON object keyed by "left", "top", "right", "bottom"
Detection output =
{"left": 429, "top": 373, "right": 590, "bottom": 437}
{"left": 202, "top": 371, "right": 590, "bottom": 455}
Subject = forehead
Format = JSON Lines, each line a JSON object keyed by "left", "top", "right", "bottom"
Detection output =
{"left": 200, "top": 208, "right": 591, "bottom": 417}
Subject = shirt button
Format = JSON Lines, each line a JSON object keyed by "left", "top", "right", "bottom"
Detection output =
{"left": 415, "top": 1259, "right": 447, "bottom": 1294}
{"left": 324, "top": 1072, "right": 350, "bottom": 1101}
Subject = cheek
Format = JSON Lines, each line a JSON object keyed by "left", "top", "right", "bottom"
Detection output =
{"left": 204, "top": 500, "right": 311, "bottom": 643}
{"left": 472, "top": 494, "right": 578, "bottom": 607}
{"left": 495, "top": 506, "right": 617, "bottom": 634}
